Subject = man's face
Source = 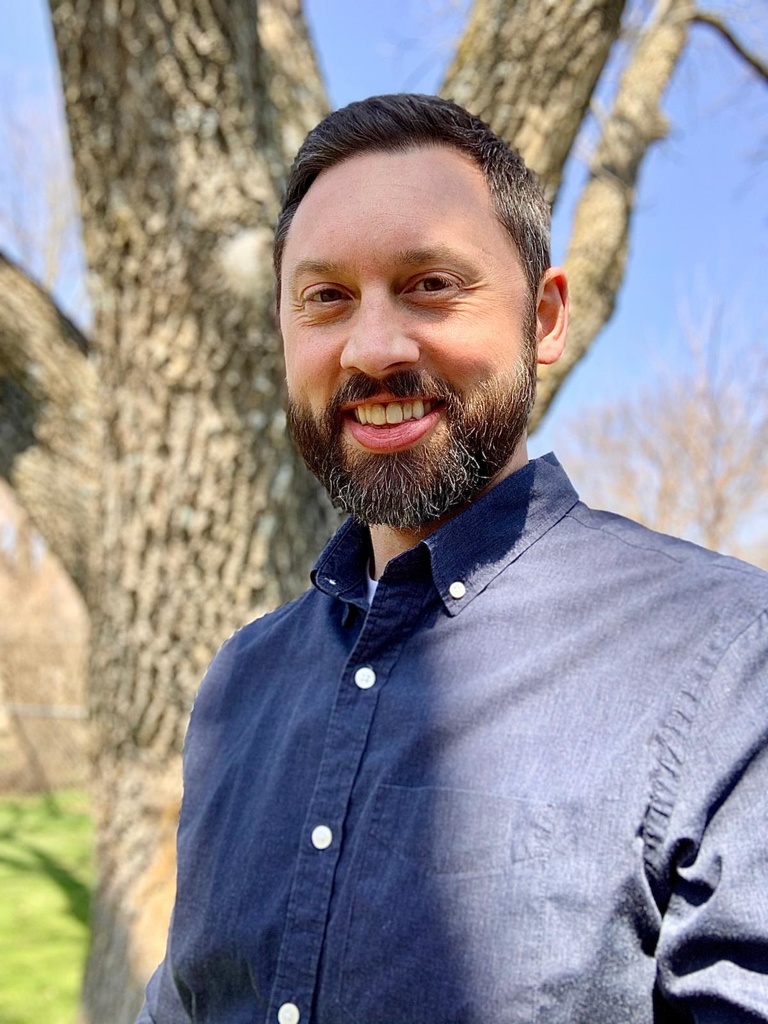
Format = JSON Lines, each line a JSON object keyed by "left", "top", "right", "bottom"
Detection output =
{"left": 279, "top": 145, "right": 542, "bottom": 528}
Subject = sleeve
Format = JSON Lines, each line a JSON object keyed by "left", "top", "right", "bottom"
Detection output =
{"left": 135, "top": 990, "right": 158, "bottom": 1024}
{"left": 134, "top": 934, "right": 192, "bottom": 1023}
{"left": 645, "top": 607, "right": 768, "bottom": 1021}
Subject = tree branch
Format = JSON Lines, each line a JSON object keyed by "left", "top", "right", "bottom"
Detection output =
{"left": 531, "top": 0, "right": 694, "bottom": 429}
{"left": 692, "top": 10, "right": 768, "bottom": 83}
{"left": 443, "top": 0, "right": 627, "bottom": 201}
{"left": 0, "top": 253, "right": 100, "bottom": 593}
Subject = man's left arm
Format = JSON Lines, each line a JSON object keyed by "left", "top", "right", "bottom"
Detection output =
{"left": 649, "top": 607, "right": 768, "bottom": 1020}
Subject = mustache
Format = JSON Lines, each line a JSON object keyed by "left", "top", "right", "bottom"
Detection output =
{"left": 330, "top": 370, "right": 458, "bottom": 412}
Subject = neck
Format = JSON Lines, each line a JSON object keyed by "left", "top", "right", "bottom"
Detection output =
{"left": 367, "top": 442, "right": 529, "bottom": 579}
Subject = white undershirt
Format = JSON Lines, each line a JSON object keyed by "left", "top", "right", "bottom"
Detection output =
{"left": 365, "top": 569, "right": 379, "bottom": 605}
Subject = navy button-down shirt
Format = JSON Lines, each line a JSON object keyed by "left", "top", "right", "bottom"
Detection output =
{"left": 139, "top": 454, "right": 768, "bottom": 1023}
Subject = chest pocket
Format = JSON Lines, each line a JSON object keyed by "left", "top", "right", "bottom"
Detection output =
{"left": 332, "top": 785, "right": 554, "bottom": 1024}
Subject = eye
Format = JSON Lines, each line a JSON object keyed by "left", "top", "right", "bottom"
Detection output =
{"left": 305, "top": 286, "right": 348, "bottom": 304}
{"left": 411, "top": 274, "right": 457, "bottom": 293}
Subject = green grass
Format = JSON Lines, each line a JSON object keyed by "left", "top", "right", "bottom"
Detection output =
{"left": 0, "top": 790, "right": 93, "bottom": 1024}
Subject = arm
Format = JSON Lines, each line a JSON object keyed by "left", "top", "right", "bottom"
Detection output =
{"left": 647, "top": 608, "right": 768, "bottom": 1020}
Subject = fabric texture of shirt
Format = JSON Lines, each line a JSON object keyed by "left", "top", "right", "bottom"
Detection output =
{"left": 138, "top": 454, "right": 768, "bottom": 1024}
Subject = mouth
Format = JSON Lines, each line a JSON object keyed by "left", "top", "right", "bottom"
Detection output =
{"left": 350, "top": 398, "right": 435, "bottom": 426}
{"left": 343, "top": 396, "right": 443, "bottom": 453}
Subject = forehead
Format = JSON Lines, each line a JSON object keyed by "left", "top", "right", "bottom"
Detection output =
{"left": 281, "top": 145, "right": 516, "bottom": 279}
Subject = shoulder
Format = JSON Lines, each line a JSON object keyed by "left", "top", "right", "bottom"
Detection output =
{"left": 189, "top": 586, "right": 328, "bottom": 722}
{"left": 561, "top": 500, "right": 768, "bottom": 611}
{"left": 566, "top": 501, "right": 763, "bottom": 571}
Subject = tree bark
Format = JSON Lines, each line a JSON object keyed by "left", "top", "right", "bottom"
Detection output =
{"left": 0, "top": 254, "right": 98, "bottom": 594}
{"left": 442, "top": 0, "right": 627, "bottom": 201}
{"left": 47, "top": 1, "right": 331, "bottom": 1019}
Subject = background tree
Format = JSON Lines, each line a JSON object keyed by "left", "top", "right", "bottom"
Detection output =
{"left": 0, "top": 0, "right": 765, "bottom": 1020}
{"left": 558, "top": 301, "right": 768, "bottom": 564}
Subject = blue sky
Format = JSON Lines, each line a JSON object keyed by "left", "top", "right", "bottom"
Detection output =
{"left": 1, "top": 0, "right": 766, "bottom": 453}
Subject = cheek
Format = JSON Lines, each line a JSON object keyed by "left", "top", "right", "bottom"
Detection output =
{"left": 426, "top": 304, "right": 528, "bottom": 379}
{"left": 428, "top": 335, "right": 516, "bottom": 384}
{"left": 283, "top": 336, "right": 337, "bottom": 408}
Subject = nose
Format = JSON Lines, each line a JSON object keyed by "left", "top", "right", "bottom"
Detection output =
{"left": 340, "top": 293, "right": 420, "bottom": 378}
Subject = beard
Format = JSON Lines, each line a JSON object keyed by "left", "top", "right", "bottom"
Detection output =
{"left": 287, "top": 343, "right": 537, "bottom": 530}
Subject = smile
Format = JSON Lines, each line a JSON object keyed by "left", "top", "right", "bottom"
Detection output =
{"left": 353, "top": 399, "right": 434, "bottom": 426}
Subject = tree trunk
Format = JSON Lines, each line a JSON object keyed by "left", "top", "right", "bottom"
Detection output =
{"left": 47, "top": 1, "right": 330, "bottom": 1019}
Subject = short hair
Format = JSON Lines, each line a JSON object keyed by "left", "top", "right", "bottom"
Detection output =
{"left": 273, "top": 93, "right": 551, "bottom": 300}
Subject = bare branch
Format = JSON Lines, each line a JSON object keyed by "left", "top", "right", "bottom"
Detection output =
{"left": 558, "top": 307, "right": 768, "bottom": 562}
{"left": 692, "top": 10, "right": 768, "bottom": 83}
{"left": 0, "top": 253, "right": 100, "bottom": 593}
{"left": 0, "top": 100, "right": 84, "bottom": 307}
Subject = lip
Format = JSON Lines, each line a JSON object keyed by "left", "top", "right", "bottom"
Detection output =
{"left": 344, "top": 401, "right": 443, "bottom": 453}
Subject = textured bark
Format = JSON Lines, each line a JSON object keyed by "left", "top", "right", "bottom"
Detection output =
{"left": 532, "top": 0, "right": 694, "bottom": 426}
{"left": 0, "top": 254, "right": 98, "bottom": 593}
{"left": 442, "top": 0, "right": 627, "bottom": 200}
{"left": 47, "top": 0, "right": 330, "bottom": 1020}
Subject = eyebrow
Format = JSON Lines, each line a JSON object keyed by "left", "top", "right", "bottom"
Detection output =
{"left": 394, "top": 245, "right": 474, "bottom": 268}
{"left": 288, "top": 246, "right": 475, "bottom": 289}
{"left": 289, "top": 258, "right": 345, "bottom": 283}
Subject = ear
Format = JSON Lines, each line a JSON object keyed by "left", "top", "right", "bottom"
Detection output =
{"left": 535, "top": 267, "right": 568, "bottom": 366}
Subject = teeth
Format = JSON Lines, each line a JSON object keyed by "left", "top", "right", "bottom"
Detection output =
{"left": 353, "top": 399, "right": 434, "bottom": 426}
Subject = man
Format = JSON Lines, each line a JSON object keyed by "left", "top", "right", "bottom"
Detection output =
{"left": 139, "top": 94, "right": 768, "bottom": 1023}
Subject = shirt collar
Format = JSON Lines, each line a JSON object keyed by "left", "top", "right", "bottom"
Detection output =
{"left": 311, "top": 453, "right": 579, "bottom": 616}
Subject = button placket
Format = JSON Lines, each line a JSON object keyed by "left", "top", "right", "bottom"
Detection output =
{"left": 269, "top": 647, "right": 384, "bottom": 1017}
{"left": 269, "top": 580, "right": 425, "bottom": 1022}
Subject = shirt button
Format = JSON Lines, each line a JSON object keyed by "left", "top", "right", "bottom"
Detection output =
{"left": 354, "top": 666, "right": 376, "bottom": 689}
{"left": 311, "top": 824, "right": 333, "bottom": 850}
{"left": 277, "top": 1003, "right": 300, "bottom": 1024}
{"left": 449, "top": 580, "right": 466, "bottom": 599}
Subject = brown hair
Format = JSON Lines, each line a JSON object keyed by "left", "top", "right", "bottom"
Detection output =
{"left": 273, "top": 93, "right": 550, "bottom": 300}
